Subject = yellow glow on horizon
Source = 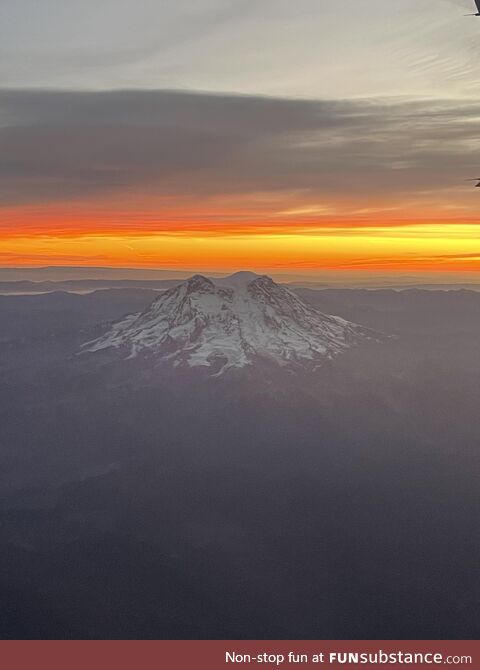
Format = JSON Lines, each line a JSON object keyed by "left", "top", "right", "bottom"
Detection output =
{"left": 2, "top": 223, "right": 480, "bottom": 272}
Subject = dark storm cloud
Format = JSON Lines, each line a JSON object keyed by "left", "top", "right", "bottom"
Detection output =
{"left": 0, "top": 88, "right": 479, "bottom": 207}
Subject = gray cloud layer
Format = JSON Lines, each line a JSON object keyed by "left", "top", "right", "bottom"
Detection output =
{"left": 1, "top": 89, "right": 479, "bottom": 211}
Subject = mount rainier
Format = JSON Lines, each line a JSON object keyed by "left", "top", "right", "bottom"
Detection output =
{"left": 84, "top": 271, "right": 380, "bottom": 374}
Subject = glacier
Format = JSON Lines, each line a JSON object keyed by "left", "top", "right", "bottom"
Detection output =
{"left": 83, "top": 272, "right": 378, "bottom": 374}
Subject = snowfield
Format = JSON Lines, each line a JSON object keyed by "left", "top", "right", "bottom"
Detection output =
{"left": 84, "top": 271, "right": 378, "bottom": 373}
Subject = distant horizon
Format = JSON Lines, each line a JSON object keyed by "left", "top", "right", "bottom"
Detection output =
{"left": 1, "top": 264, "right": 480, "bottom": 288}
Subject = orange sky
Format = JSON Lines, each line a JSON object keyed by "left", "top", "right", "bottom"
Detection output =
{"left": 2, "top": 201, "right": 480, "bottom": 276}
{"left": 2, "top": 88, "right": 480, "bottom": 281}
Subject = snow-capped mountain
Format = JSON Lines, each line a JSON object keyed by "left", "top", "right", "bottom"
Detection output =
{"left": 84, "top": 271, "right": 379, "bottom": 374}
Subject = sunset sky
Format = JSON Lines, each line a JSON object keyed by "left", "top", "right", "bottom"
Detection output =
{"left": 1, "top": 0, "right": 480, "bottom": 280}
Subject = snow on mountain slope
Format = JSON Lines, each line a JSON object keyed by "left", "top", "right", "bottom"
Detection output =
{"left": 83, "top": 272, "right": 380, "bottom": 373}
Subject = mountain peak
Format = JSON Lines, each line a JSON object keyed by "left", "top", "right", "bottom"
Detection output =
{"left": 217, "top": 271, "right": 263, "bottom": 287}
{"left": 183, "top": 274, "right": 215, "bottom": 292}
{"left": 84, "top": 272, "right": 380, "bottom": 374}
